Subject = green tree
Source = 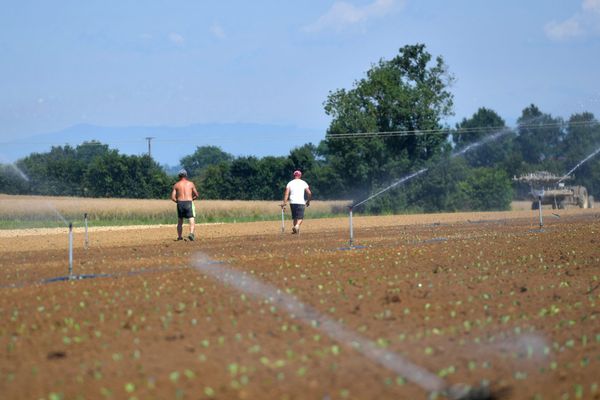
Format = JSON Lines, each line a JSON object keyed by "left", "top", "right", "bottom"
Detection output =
{"left": 200, "top": 162, "right": 234, "bottom": 199}
{"left": 516, "top": 104, "right": 564, "bottom": 165}
{"left": 14, "top": 142, "right": 169, "bottom": 198}
{"left": 456, "top": 168, "right": 513, "bottom": 211}
{"left": 180, "top": 146, "right": 233, "bottom": 178}
{"left": 289, "top": 144, "right": 318, "bottom": 174}
{"left": 18, "top": 145, "right": 86, "bottom": 196}
{"left": 0, "top": 164, "right": 30, "bottom": 194}
{"left": 453, "top": 107, "right": 522, "bottom": 176}
{"left": 409, "top": 158, "right": 471, "bottom": 212}
{"left": 560, "top": 112, "right": 600, "bottom": 197}
{"left": 454, "top": 107, "right": 506, "bottom": 149}
{"left": 321, "top": 43, "right": 455, "bottom": 203}
{"left": 83, "top": 153, "right": 169, "bottom": 198}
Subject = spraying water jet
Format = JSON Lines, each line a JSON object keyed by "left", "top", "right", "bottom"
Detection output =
{"left": 345, "top": 128, "right": 513, "bottom": 247}
{"left": 194, "top": 253, "right": 498, "bottom": 400}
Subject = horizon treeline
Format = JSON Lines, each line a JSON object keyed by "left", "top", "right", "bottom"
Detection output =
{"left": 1, "top": 44, "right": 599, "bottom": 214}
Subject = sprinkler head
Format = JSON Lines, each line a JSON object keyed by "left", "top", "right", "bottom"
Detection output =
{"left": 441, "top": 383, "right": 494, "bottom": 400}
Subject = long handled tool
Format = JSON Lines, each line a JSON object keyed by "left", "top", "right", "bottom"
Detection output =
{"left": 280, "top": 204, "right": 285, "bottom": 233}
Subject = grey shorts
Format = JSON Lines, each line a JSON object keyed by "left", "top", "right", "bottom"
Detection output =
{"left": 290, "top": 204, "right": 305, "bottom": 220}
{"left": 177, "top": 201, "right": 196, "bottom": 219}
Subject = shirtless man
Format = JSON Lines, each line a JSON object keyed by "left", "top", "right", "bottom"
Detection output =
{"left": 171, "top": 169, "right": 199, "bottom": 241}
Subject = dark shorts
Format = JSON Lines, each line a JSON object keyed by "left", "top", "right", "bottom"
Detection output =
{"left": 290, "top": 204, "right": 305, "bottom": 220}
{"left": 177, "top": 201, "right": 196, "bottom": 219}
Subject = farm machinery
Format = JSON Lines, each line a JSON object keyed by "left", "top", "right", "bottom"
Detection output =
{"left": 514, "top": 171, "right": 595, "bottom": 210}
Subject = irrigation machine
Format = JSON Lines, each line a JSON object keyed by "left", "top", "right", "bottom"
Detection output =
{"left": 515, "top": 171, "right": 594, "bottom": 210}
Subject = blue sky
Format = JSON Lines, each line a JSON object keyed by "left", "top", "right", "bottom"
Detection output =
{"left": 2, "top": 0, "right": 600, "bottom": 159}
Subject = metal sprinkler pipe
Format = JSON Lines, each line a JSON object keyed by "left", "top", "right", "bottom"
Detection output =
{"left": 348, "top": 206, "right": 354, "bottom": 247}
{"left": 68, "top": 222, "right": 73, "bottom": 279}
{"left": 84, "top": 213, "right": 89, "bottom": 249}
{"left": 280, "top": 205, "right": 285, "bottom": 234}
{"left": 538, "top": 195, "right": 544, "bottom": 229}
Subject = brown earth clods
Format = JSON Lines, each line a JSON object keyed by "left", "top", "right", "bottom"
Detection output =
{"left": 1, "top": 209, "right": 600, "bottom": 400}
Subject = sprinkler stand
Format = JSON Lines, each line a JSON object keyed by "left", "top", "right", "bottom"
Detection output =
{"left": 280, "top": 205, "right": 285, "bottom": 234}
{"left": 84, "top": 213, "right": 89, "bottom": 249}
{"left": 348, "top": 206, "right": 354, "bottom": 247}
{"left": 538, "top": 195, "right": 543, "bottom": 229}
{"left": 68, "top": 222, "right": 73, "bottom": 279}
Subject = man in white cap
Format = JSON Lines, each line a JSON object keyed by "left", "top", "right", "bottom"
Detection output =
{"left": 282, "top": 170, "right": 312, "bottom": 234}
{"left": 171, "top": 169, "right": 199, "bottom": 241}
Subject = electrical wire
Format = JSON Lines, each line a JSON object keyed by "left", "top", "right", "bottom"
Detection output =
{"left": 326, "top": 119, "right": 599, "bottom": 139}
{"left": 0, "top": 118, "right": 597, "bottom": 147}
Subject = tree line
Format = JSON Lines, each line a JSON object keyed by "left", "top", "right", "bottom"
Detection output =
{"left": 2, "top": 44, "right": 599, "bottom": 213}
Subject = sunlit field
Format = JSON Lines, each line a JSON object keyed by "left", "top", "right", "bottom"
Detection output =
{"left": 0, "top": 195, "right": 350, "bottom": 229}
{"left": 1, "top": 209, "right": 599, "bottom": 399}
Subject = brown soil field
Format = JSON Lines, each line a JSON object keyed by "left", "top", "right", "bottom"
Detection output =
{"left": 1, "top": 208, "right": 600, "bottom": 400}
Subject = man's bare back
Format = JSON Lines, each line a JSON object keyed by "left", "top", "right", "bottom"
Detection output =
{"left": 171, "top": 179, "right": 199, "bottom": 202}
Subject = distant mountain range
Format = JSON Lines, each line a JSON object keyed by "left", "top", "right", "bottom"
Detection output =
{"left": 1, "top": 123, "right": 326, "bottom": 167}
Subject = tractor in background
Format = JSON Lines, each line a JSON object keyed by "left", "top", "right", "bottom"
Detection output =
{"left": 514, "top": 171, "right": 594, "bottom": 210}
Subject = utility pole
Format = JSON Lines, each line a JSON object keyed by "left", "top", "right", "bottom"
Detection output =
{"left": 145, "top": 137, "right": 155, "bottom": 158}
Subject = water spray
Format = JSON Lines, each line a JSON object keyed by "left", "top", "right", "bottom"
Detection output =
{"left": 7, "top": 163, "right": 30, "bottom": 182}
{"left": 558, "top": 145, "right": 600, "bottom": 183}
{"left": 345, "top": 128, "right": 514, "bottom": 247}
{"left": 194, "top": 254, "right": 493, "bottom": 400}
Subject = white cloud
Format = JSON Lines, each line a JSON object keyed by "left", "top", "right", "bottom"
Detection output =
{"left": 303, "top": 0, "right": 400, "bottom": 33}
{"left": 168, "top": 32, "right": 185, "bottom": 46}
{"left": 545, "top": 0, "right": 600, "bottom": 41}
{"left": 210, "top": 22, "right": 226, "bottom": 40}
{"left": 545, "top": 17, "right": 584, "bottom": 40}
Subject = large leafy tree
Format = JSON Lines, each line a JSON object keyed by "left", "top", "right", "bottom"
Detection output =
{"left": 320, "top": 43, "right": 455, "bottom": 203}
{"left": 516, "top": 104, "right": 564, "bottom": 166}
{"left": 454, "top": 107, "right": 506, "bottom": 149}
{"left": 453, "top": 107, "right": 519, "bottom": 173}
{"left": 12, "top": 142, "right": 170, "bottom": 198}
{"left": 0, "top": 164, "right": 30, "bottom": 194}
{"left": 560, "top": 112, "right": 600, "bottom": 196}
{"left": 180, "top": 146, "right": 234, "bottom": 178}
{"left": 83, "top": 153, "right": 169, "bottom": 198}
{"left": 18, "top": 145, "right": 87, "bottom": 196}
{"left": 456, "top": 168, "right": 513, "bottom": 211}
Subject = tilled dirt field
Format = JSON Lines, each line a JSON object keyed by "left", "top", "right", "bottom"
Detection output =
{"left": 1, "top": 209, "right": 600, "bottom": 400}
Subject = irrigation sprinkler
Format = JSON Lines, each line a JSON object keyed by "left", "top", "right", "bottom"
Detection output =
{"left": 280, "top": 205, "right": 285, "bottom": 234}
{"left": 558, "top": 145, "right": 600, "bottom": 183}
{"left": 348, "top": 206, "right": 354, "bottom": 247}
{"left": 341, "top": 128, "right": 515, "bottom": 247}
{"left": 68, "top": 222, "right": 74, "bottom": 279}
{"left": 537, "top": 194, "right": 544, "bottom": 229}
{"left": 84, "top": 213, "right": 89, "bottom": 249}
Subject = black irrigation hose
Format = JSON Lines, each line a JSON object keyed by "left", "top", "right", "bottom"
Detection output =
{"left": 0, "top": 265, "right": 189, "bottom": 289}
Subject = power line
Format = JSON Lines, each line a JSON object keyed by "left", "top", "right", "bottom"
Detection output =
{"left": 326, "top": 119, "right": 599, "bottom": 139}
{"left": 0, "top": 118, "right": 597, "bottom": 147}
